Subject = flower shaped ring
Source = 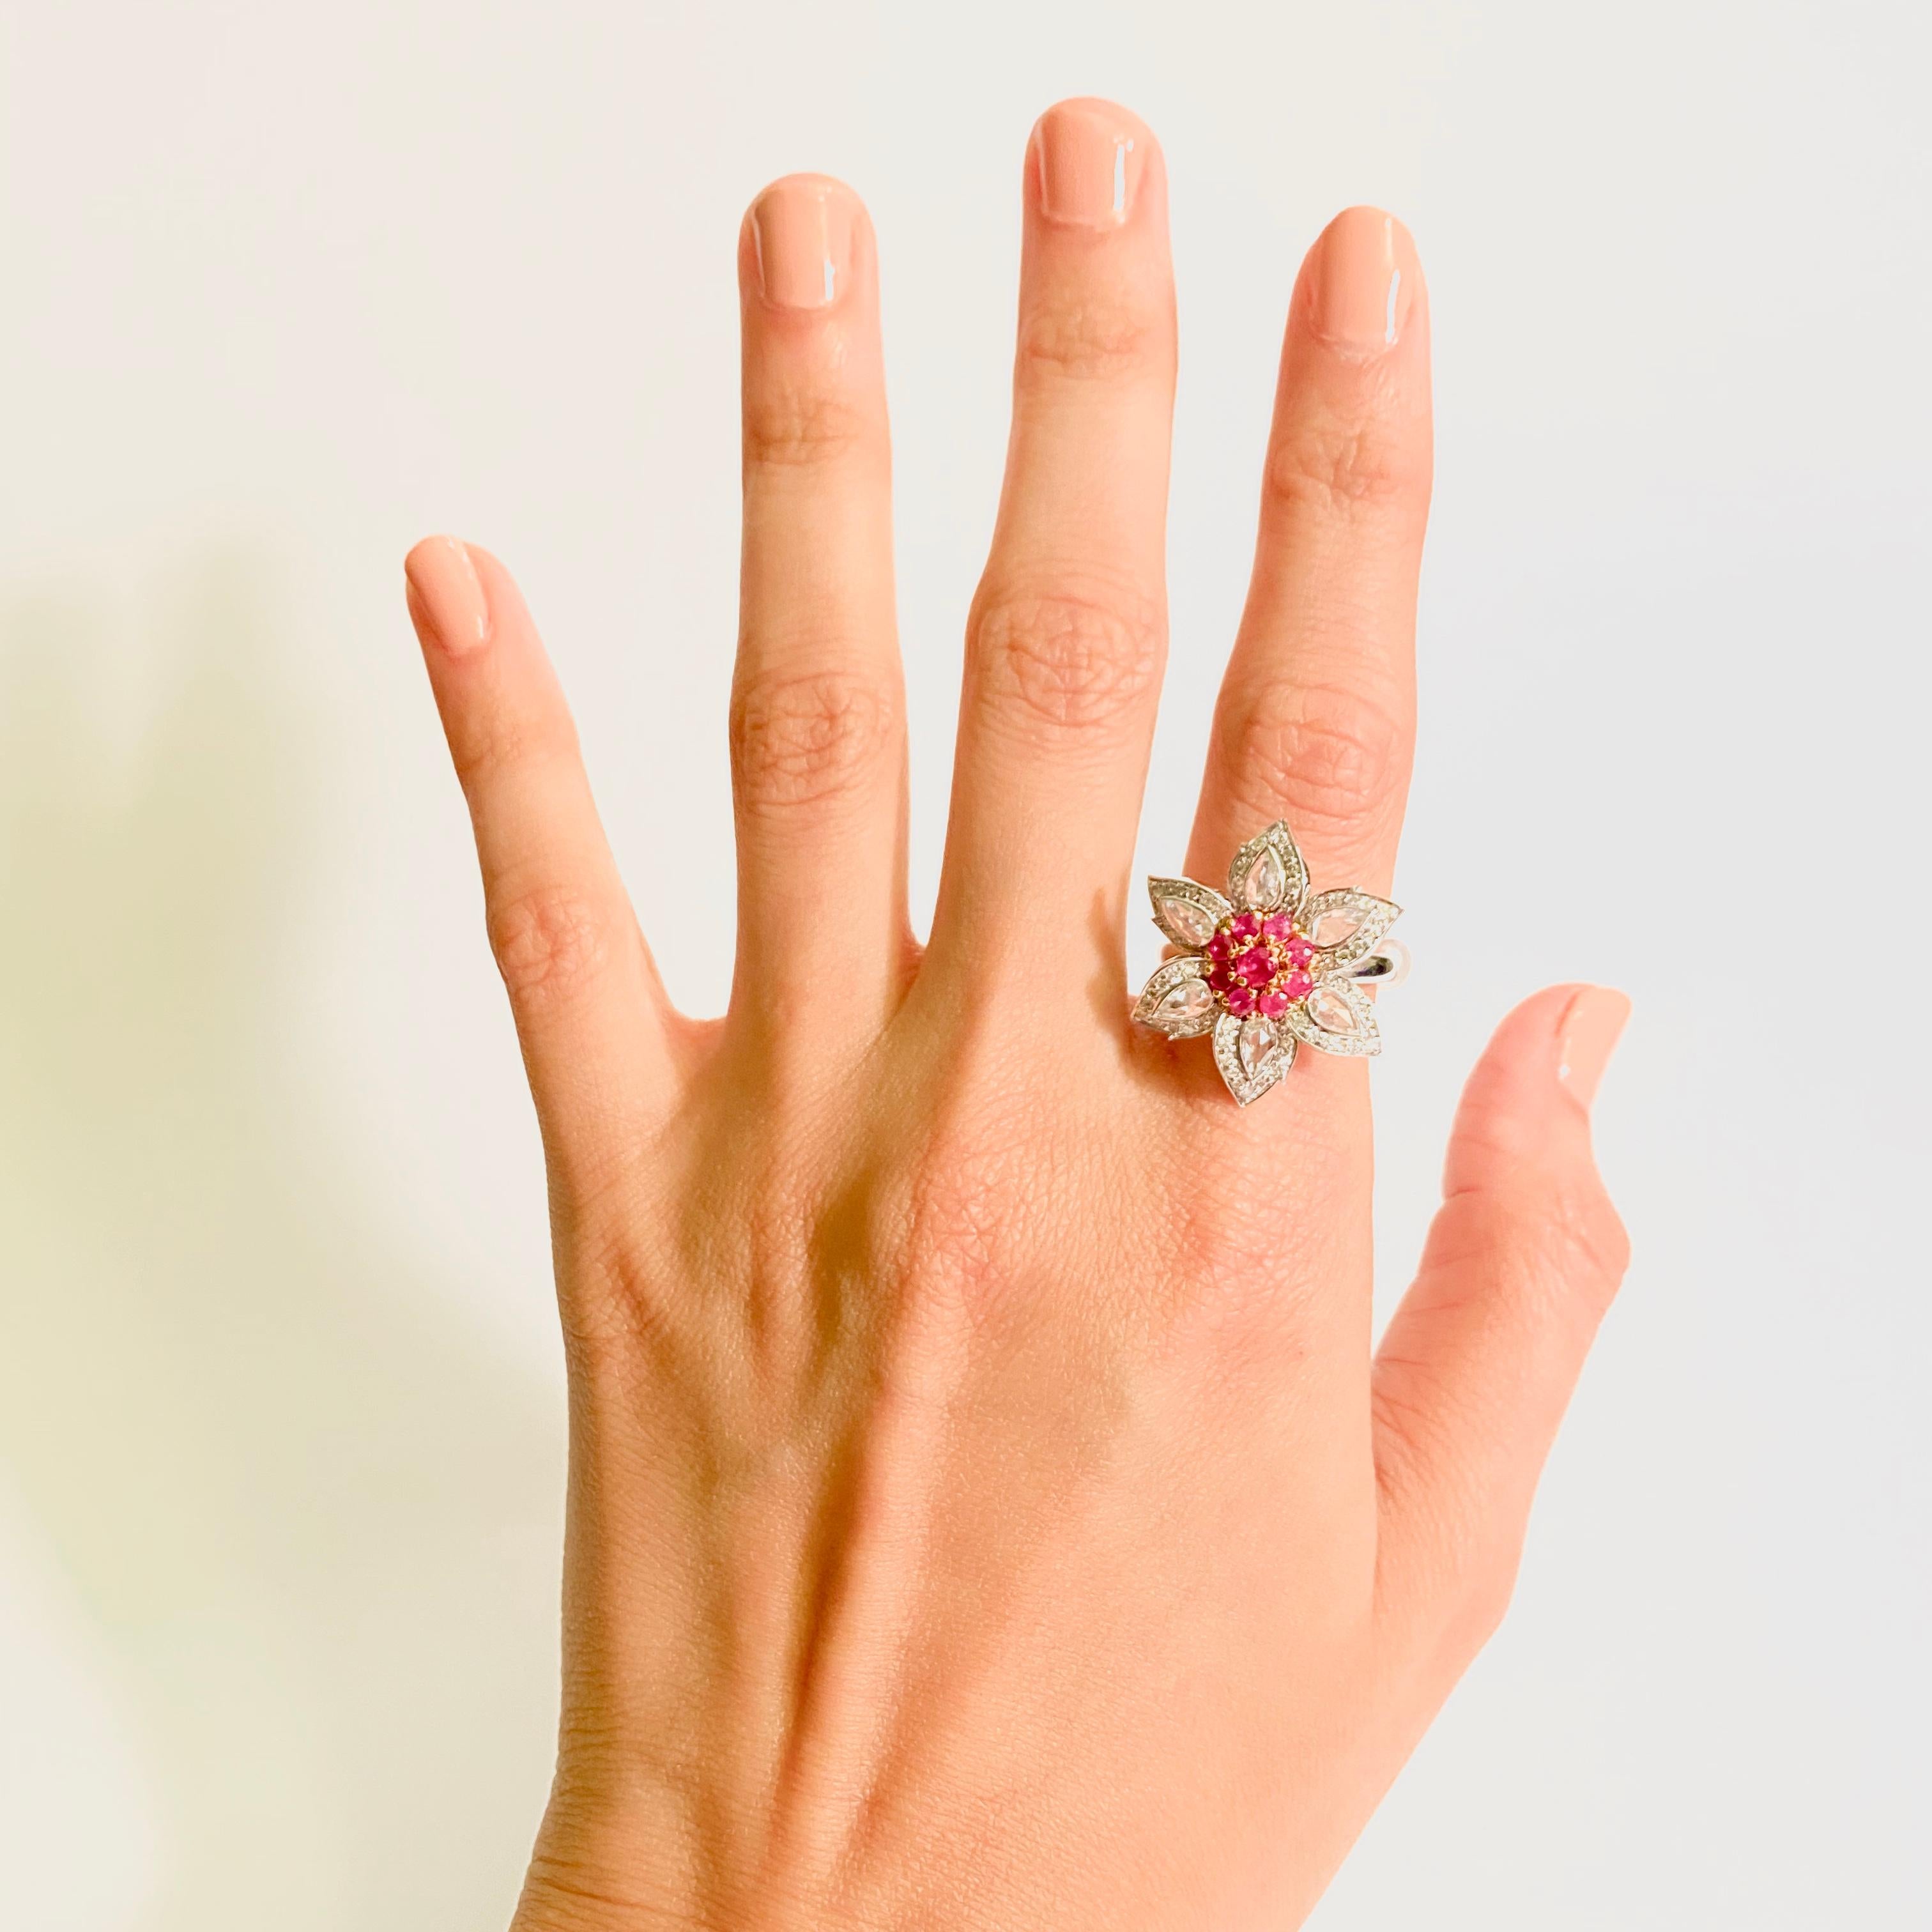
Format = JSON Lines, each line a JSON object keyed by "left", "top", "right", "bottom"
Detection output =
{"left": 1131, "top": 820, "right": 1407, "bottom": 1106}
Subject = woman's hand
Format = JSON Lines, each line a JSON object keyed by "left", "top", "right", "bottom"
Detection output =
{"left": 403, "top": 97, "right": 1629, "bottom": 1932}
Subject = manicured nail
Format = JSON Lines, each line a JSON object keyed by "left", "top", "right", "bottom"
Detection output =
{"left": 1306, "top": 206, "right": 1420, "bottom": 358}
{"left": 1030, "top": 98, "right": 1147, "bottom": 228}
{"left": 751, "top": 177, "right": 856, "bottom": 311}
{"left": 1558, "top": 987, "right": 1631, "bottom": 1110}
{"left": 403, "top": 535, "right": 489, "bottom": 657}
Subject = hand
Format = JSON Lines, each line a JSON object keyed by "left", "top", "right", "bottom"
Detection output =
{"left": 403, "top": 96, "right": 1630, "bottom": 1932}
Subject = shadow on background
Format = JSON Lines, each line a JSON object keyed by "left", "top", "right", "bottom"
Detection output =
{"left": 0, "top": 556, "right": 562, "bottom": 1929}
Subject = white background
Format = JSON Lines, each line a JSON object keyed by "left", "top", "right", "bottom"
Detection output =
{"left": 1, "top": 2, "right": 1926, "bottom": 1925}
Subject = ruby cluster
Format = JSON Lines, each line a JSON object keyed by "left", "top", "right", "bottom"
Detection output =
{"left": 1205, "top": 911, "right": 1317, "bottom": 1019}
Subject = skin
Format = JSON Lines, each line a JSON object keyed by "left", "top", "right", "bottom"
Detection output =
{"left": 402, "top": 98, "right": 1631, "bottom": 1932}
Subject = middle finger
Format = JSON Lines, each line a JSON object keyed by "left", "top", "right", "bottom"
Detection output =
{"left": 931, "top": 99, "right": 1176, "bottom": 1006}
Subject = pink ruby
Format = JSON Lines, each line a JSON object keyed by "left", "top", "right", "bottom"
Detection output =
{"left": 1230, "top": 912, "right": 1261, "bottom": 941}
{"left": 1206, "top": 930, "right": 1234, "bottom": 962}
{"left": 1262, "top": 913, "right": 1294, "bottom": 944}
{"left": 1223, "top": 983, "right": 1258, "bottom": 1016}
{"left": 1207, "top": 962, "right": 1233, "bottom": 993}
{"left": 1285, "top": 935, "right": 1315, "bottom": 967}
{"left": 1259, "top": 988, "right": 1291, "bottom": 1018}
{"left": 1236, "top": 947, "right": 1274, "bottom": 986}
{"left": 1284, "top": 970, "right": 1314, "bottom": 1000}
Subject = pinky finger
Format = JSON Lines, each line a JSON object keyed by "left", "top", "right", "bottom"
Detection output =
{"left": 1370, "top": 985, "right": 1632, "bottom": 1669}
{"left": 405, "top": 537, "right": 682, "bottom": 1191}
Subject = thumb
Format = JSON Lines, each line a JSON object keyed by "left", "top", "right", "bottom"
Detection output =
{"left": 1370, "top": 984, "right": 1632, "bottom": 1666}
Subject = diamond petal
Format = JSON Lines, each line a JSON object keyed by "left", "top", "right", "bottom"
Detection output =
{"left": 1132, "top": 954, "right": 1219, "bottom": 1038}
{"left": 1146, "top": 876, "right": 1234, "bottom": 951}
{"left": 1225, "top": 822, "right": 1308, "bottom": 918}
{"left": 1283, "top": 977, "right": 1382, "bottom": 1057}
{"left": 1300, "top": 890, "right": 1401, "bottom": 976}
{"left": 1212, "top": 1007, "right": 1296, "bottom": 1105}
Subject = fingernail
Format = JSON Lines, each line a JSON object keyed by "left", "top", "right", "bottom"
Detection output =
{"left": 1030, "top": 98, "right": 1147, "bottom": 229}
{"left": 1557, "top": 987, "right": 1631, "bottom": 1110}
{"left": 751, "top": 177, "right": 856, "bottom": 311}
{"left": 1305, "top": 206, "right": 1420, "bottom": 358}
{"left": 403, "top": 535, "right": 490, "bottom": 657}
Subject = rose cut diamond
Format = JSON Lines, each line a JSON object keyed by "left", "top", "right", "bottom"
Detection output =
{"left": 1243, "top": 848, "right": 1286, "bottom": 910}
{"left": 1160, "top": 896, "right": 1216, "bottom": 947}
{"left": 1238, "top": 1016, "right": 1277, "bottom": 1077}
{"left": 1155, "top": 978, "right": 1214, "bottom": 1029}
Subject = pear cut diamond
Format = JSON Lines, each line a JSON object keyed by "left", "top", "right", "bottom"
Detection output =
{"left": 1160, "top": 896, "right": 1216, "bottom": 947}
{"left": 1154, "top": 978, "right": 1214, "bottom": 1031}
{"left": 1238, "top": 1015, "right": 1277, "bottom": 1077}
{"left": 1307, "top": 986, "right": 1356, "bottom": 1034}
{"left": 1308, "top": 904, "right": 1363, "bottom": 946}
{"left": 1242, "top": 847, "right": 1285, "bottom": 912}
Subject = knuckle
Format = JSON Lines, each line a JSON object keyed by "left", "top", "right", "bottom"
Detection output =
{"left": 1229, "top": 678, "right": 1407, "bottom": 833}
{"left": 729, "top": 667, "right": 898, "bottom": 813}
{"left": 969, "top": 587, "right": 1163, "bottom": 737}
{"left": 896, "top": 1100, "right": 1052, "bottom": 1330}
{"left": 1016, "top": 295, "right": 1161, "bottom": 383}
{"left": 1545, "top": 1183, "right": 1632, "bottom": 1309}
{"left": 487, "top": 882, "right": 613, "bottom": 1009}
{"left": 556, "top": 1217, "right": 686, "bottom": 1364}
{"left": 1264, "top": 411, "right": 1432, "bottom": 519}
{"left": 743, "top": 382, "right": 871, "bottom": 470}
{"left": 1457, "top": 1551, "right": 1524, "bottom": 1652}
{"left": 450, "top": 710, "right": 577, "bottom": 795}
{"left": 912, "top": 1167, "right": 1007, "bottom": 1308}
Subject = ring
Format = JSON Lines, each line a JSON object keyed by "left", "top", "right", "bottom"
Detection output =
{"left": 1131, "top": 820, "right": 1407, "bottom": 1106}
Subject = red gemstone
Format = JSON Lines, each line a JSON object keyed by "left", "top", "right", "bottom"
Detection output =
{"left": 1259, "top": 988, "right": 1291, "bottom": 1018}
{"left": 1207, "top": 931, "right": 1233, "bottom": 961}
{"left": 1285, "top": 935, "right": 1315, "bottom": 967}
{"left": 1230, "top": 912, "right": 1261, "bottom": 941}
{"left": 1224, "top": 983, "right": 1258, "bottom": 1016}
{"left": 1284, "top": 970, "right": 1314, "bottom": 1000}
{"left": 1236, "top": 947, "right": 1274, "bottom": 986}
{"left": 1262, "top": 913, "right": 1294, "bottom": 944}
{"left": 1207, "top": 962, "right": 1233, "bottom": 993}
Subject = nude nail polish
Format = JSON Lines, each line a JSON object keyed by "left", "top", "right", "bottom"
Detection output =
{"left": 1030, "top": 98, "right": 1147, "bottom": 228}
{"left": 1306, "top": 206, "right": 1420, "bottom": 358}
{"left": 403, "top": 535, "right": 489, "bottom": 656}
{"left": 751, "top": 178, "right": 855, "bottom": 311}
{"left": 1558, "top": 987, "right": 1632, "bottom": 1110}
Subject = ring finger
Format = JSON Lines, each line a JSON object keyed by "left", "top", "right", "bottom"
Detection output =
{"left": 1189, "top": 206, "right": 1432, "bottom": 901}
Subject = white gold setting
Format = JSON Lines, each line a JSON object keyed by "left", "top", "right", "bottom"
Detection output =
{"left": 1131, "top": 818, "right": 1406, "bottom": 1106}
